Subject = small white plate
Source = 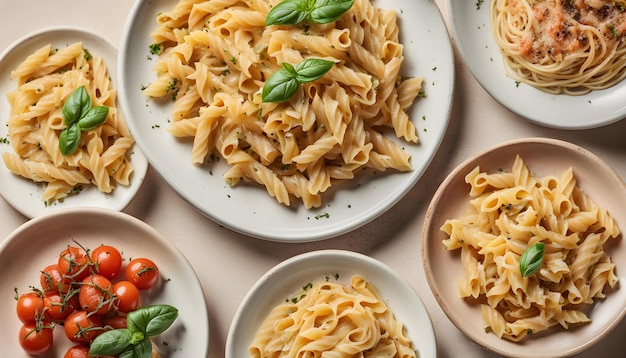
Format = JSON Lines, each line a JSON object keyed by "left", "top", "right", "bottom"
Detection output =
{"left": 448, "top": 0, "right": 626, "bottom": 129}
{"left": 226, "top": 250, "right": 437, "bottom": 358}
{"left": 422, "top": 137, "right": 626, "bottom": 357}
{"left": 118, "top": 0, "right": 454, "bottom": 242}
{"left": 0, "top": 207, "right": 209, "bottom": 357}
{"left": 0, "top": 27, "right": 149, "bottom": 218}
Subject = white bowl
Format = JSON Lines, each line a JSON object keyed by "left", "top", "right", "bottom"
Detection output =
{"left": 226, "top": 250, "right": 437, "bottom": 357}
{"left": 117, "top": 0, "right": 454, "bottom": 242}
{"left": 0, "top": 207, "right": 208, "bottom": 357}
{"left": 0, "top": 26, "right": 148, "bottom": 218}
{"left": 422, "top": 137, "right": 626, "bottom": 357}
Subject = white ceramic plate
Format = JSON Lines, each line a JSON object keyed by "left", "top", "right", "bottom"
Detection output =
{"left": 0, "top": 207, "right": 208, "bottom": 357}
{"left": 226, "top": 249, "right": 436, "bottom": 357}
{"left": 422, "top": 137, "right": 626, "bottom": 357}
{"left": 448, "top": 0, "right": 626, "bottom": 129}
{"left": 0, "top": 27, "right": 149, "bottom": 218}
{"left": 118, "top": 0, "right": 454, "bottom": 242}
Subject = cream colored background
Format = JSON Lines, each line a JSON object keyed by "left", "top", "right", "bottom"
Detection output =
{"left": 1, "top": 0, "right": 625, "bottom": 357}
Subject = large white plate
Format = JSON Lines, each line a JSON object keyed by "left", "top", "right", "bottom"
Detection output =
{"left": 226, "top": 250, "right": 437, "bottom": 357}
{"left": 0, "top": 207, "right": 209, "bottom": 357}
{"left": 0, "top": 27, "right": 149, "bottom": 218}
{"left": 422, "top": 137, "right": 626, "bottom": 357}
{"left": 448, "top": 0, "right": 626, "bottom": 129}
{"left": 119, "top": 0, "right": 454, "bottom": 242}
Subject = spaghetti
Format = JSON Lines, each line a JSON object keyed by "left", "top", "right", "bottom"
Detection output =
{"left": 491, "top": 0, "right": 626, "bottom": 95}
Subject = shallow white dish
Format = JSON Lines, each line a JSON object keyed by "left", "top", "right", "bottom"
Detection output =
{"left": 226, "top": 250, "right": 437, "bottom": 357}
{"left": 0, "top": 27, "right": 149, "bottom": 218}
{"left": 118, "top": 0, "right": 454, "bottom": 242}
{"left": 422, "top": 137, "right": 626, "bottom": 357}
{"left": 0, "top": 207, "right": 209, "bottom": 357}
{"left": 448, "top": 0, "right": 626, "bottom": 129}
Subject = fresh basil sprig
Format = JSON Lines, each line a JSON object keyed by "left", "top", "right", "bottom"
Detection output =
{"left": 59, "top": 86, "right": 109, "bottom": 155}
{"left": 519, "top": 242, "right": 545, "bottom": 277}
{"left": 265, "top": 0, "right": 355, "bottom": 26}
{"left": 89, "top": 304, "right": 179, "bottom": 358}
{"left": 262, "top": 58, "right": 334, "bottom": 102}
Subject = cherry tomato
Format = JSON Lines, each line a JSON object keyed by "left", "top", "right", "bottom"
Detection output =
{"left": 64, "top": 310, "right": 104, "bottom": 343}
{"left": 79, "top": 275, "right": 114, "bottom": 315}
{"left": 64, "top": 345, "right": 90, "bottom": 358}
{"left": 102, "top": 313, "right": 127, "bottom": 329}
{"left": 112, "top": 280, "right": 140, "bottom": 312}
{"left": 91, "top": 245, "right": 123, "bottom": 279}
{"left": 18, "top": 322, "right": 54, "bottom": 356}
{"left": 16, "top": 291, "right": 45, "bottom": 323}
{"left": 58, "top": 246, "right": 90, "bottom": 282}
{"left": 43, "top": 292, "right": 77, "bottom": 322}
{"left": 125, "top": 258, "right": 159, "bottom": 290}
{"left": 40, "top": 264, "right": 72, "bottom": 294}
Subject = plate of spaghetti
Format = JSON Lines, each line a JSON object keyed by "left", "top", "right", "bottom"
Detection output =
{"left": 448, "top": 0, "right": 626, "bottom": 129}
{"left": 118, "top": 0, "right": 454, "bottom": 242}
{"left": 226, "top": 250, "right": 436, "bottom": 358}
{"left": 422, "top": 137, "right": 626, "bottom": 357}
{"left": 0, "top": 27, "right": 148, "bottom": 218}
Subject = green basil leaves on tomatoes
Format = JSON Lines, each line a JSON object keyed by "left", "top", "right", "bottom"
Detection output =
{"left": 262, "top": 58, "right": 334, "bottom": 103}
{"left": 59, "top": 86, "right": 108, "bottom": 155}
{"left": 265, "top": 0, "right": 354, "bottom": 26}
{"left": 89, "top": 304, "right": 179, "bottom": 358}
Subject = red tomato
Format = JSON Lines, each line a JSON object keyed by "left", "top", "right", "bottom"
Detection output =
{"left": 64, "top": 310, "right": 104, "bottom": 343}
{"left": 58, "top": 246, "right": 90, "bottom": 281}
{"left": 79, "top": 275, "right": 114, "bottom": 315}
{"left": 18, "top": 322, "right": 54, "bottom": 356}
{"left": 64, "top": 345, "right": 90, "bottom": 358}
{"left": 16, "top": 292, "right": 45, "bottom": 323}
{"left": 102, "top": 313, "right": 127, "bottom": 329}
{"left": 43, "top": 292, "right": 77, "bottom": 322}
{"left": 91, "top": 245, "right": 123, "bottom": 279}
{"left": 125, "top": 258, "right": 159, "bottom": 290}
{"left": 40, "top": 264, "right": 72, "bottom": 294}
{"left": 112, "top": 280, "right": 140, "bottom": 312}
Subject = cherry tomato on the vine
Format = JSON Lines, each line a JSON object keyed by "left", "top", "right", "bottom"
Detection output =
{"left": 64, "top": 310, "right": 104, "bottom": 343}
{"left": 43, "top": 292, "right": 78, "bottom": 322}
{"left": 79, "top": 274, "right": 114, "bottom": 315}
{"left": 125, "top": 258, "right": 159, "bottom": 290}
{"left": 112, "top": 280, "right": 140, "bottom": 312}
{"left": 16, "top": 291, "right": 45, "bottom": 323}
{"left": 18, "top": 322, "right": 54, "bottom": 356}
{"left": 102, "top": 313, "right": 127, "bottom": 329}
{"left": 64, "top": 345, "right": 90, "bottom": 358}
{"left": 40, "top": 264, "right": 71, "bottom": 294}
{"left": 91, "top": 245, "right": 122, "bottom": 279}
{"left": 58, "top": 246, "right": 90, "bottom": 282}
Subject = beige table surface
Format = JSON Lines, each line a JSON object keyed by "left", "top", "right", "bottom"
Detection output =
{"left": 1, "top": 0, "right": 625, "bottom": 357}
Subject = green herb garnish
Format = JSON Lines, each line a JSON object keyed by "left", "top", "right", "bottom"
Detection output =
{"left": 519, "top": 242, "right": 545, "bottom": 277}
{"left": 262, "top": 58, "right": 334, "bottom": 102}
{"left": 89, "top": 304, "right": 178, "bottom": 358}
{"left": 265, "top": 0, "right": 355, "bottom": 26}
{"left": 59, "top": 86, "right": 108, "bottom": 155}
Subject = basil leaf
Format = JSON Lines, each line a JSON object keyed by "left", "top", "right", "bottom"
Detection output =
{"left": 77, "top": 106, "right": 109, "bottom": 131}
{"left": 127, "top": 304, "right": 179, "bottom": 337}
{"left": 294, "top": 58, "right": 334, "bottom": 83}
{"left": 311, "top": 0, "right": 354, "bottom": 24}
{"left": 119, "top": 338, "right": 152, "bottom": 358}
{"left": 62, "top": 86, "right": 91, "bottom": 125}
{"left": 262, "top": 69, "right": 300, "bottom": 103}
{"left": 520, "top": 242, "right": 545, "bottom": 277}
{"left": 59, "top": 124, "right": 81, "bottom": 156}
{"left": 265, "top": 0, "right": 310, "bottom": 25}
{"left": 89, "top": 329, "right": 133, "bottom": 356}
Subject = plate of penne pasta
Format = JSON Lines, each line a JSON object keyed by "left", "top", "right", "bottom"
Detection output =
{"left": 0, "top": 26, "right": 148, "bottom": 218}
{"left": 422, "top": 137, "right": 626, "bottom": 357}
{"left": 118, "top": 0, "right": 454, "bottom": 242}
